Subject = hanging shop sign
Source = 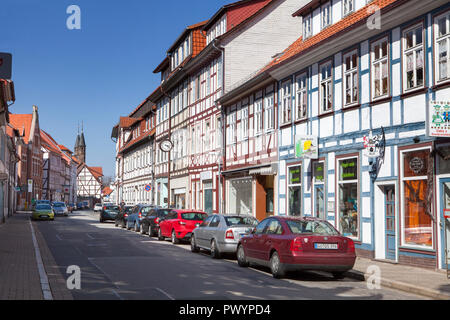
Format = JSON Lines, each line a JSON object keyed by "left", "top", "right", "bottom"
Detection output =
{"left": 295, "top": 135, "right": 318, "bottom": 159}
{"left": 363, "top": 130, "right": 384, "bottom": 158}
{"left": 429, "top": 101, "right": 450, "bottom": 137}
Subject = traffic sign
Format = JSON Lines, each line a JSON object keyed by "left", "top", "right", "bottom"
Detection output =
{"left": 145, "top": 184, "right": 152, "bottom": 192}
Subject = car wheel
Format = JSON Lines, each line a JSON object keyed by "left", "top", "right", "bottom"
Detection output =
{"left": 191, "top": 235, "right": 199, "bottom": 253}
{"left": 171, "top": 230, "right": 180, "bottom": 244}
{"left": 237, "top": 244, "right": 249, "bottom": 268}
{"left": 210, "top": 239, "right": 221, "bottom": 259}
{"left": 332, "top": 272, "right": 346, "bottom": 280}
{"left": 99, "top": 217, "right": 104, "bottom": 223}
{"left": 270, "top": 252, "right": 285, "bottom": 279}
{"left": 149, "top": 226, "right": 155, "bottom": 238}
{"left": 157, "top": 228, "right": 164, "bottom": 241}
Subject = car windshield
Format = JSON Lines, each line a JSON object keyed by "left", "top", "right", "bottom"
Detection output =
{"left": 53, "top": 203, "right": 65, "bottom": 207}
{"left": 181, "top": 212, "right": 207, "bottom": 221}
{"left": 286, "top": 220, "right": 339, "bottom": 235}
{"left": 36, "top": 204, "right": 52, "bottom": 210}
{"left": 225, "top": 216, "right": 259, "bottom": 227}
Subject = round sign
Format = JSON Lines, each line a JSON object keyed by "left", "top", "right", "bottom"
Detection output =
{"left": 409, "top": 157, "right": 424, "bottom": 174}
{"left": 145, "top": 184, "right": 152, "bottom": 192}
{"left": 159, "top": 139, "right": 173, "bottom": 153}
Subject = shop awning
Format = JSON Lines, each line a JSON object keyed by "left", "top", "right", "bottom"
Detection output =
{"left": 249, "top": 164, "right": 278, "bottom": 176}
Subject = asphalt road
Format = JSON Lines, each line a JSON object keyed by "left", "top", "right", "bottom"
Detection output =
{"left": 34, "top": 210, "right": 427, "bottom": 300}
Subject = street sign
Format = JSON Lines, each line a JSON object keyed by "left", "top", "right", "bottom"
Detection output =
{"left": 0, "top": 53, "right": 12, "bottom": 79}
{"left": 444, "top": 209, "right": 450, "bottom": 219}
{"left": 27, "top": 179, "right": 33, "bottom": 193}
{"left": 145, "top": 184, "right": 152, "bottom": 192}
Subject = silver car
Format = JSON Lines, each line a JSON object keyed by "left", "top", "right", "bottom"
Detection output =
{"left": 190, "top": 214, "right": 259, "bottom": 258}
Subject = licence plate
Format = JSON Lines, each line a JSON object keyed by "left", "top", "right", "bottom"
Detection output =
{"left": 315, "top": 243, "right": 338, "bottom": 250}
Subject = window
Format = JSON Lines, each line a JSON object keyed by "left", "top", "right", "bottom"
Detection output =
{"left": 321, "top": 2, "right": 331, "bottom": 29}
{"left": 254, "top": 219, "right": 270, "bottom": 235}
{"left": 204, "top": 121, "right": 210, "bottom": 150}
{"left": 435, "top": 11, "right": 450, "bottom": 83}
{"left": 337, "top": 157, "right": 359, "bottom": 238}
{"left": 281, "top": 80, "right": 292, "bottom": 124}
{"left": 401, "top": 149, "right": 433, "bottom": 248}
{"left": 343, "top": 0, "right": 354, "bottom": 16}
{"left": 216, "top": 116, "right": 222, "bottom": 148}
{"left": 303, "top": 14, "right": 312, "bottom": 39}
{"left": 227, "top": 110, "right": 236, "bottom": 145}
{"left": 255, "top": 97, "right": 263, "bottom": 134}
{"left": 343, "top": 50, "right": 359, "bottom": 106}
{"left": 264, "top": 87, "right": 275, "bottom": 131}
{"left": 313, "top": 161, "right": 326, "bottom": 219}
{"left": 403, "top": 24, "right": 424, "bottom": 91}
{"left": 241, "top": 103, "right": 248, "bottom": 140}
{"left": 265, "top": 219, "right": 283, "bottom": 235}
{"left": 295, "top": 72, "right": 308, "bottom": 120}
{"left": 320, "top": 61, "right": 333, "bottom": 113}
{"left": 371, "top": 37, "right": 390, "bottom": 99}
{"left": 288, "top": 165, "right": 302, "bottom": 216}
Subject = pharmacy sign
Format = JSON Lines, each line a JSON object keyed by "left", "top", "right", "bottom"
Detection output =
{"left": 429, "top": 101, "right": 450, "bottom": 137}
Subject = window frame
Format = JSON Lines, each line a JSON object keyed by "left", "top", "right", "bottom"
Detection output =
{"left": 342, "top": 49, "right": 360, "bottom": 108}
{"left": 281, "top": 79, "right": 292, "bottom": 125}
{"left": 264, "top": 85, "right": 275, "bottom": 132}
{"left": 434, "top": 10, "right": 450, "bottom": 85}
{"left": 370, "top": 35, "right": 391, "bottom": 101}
{"left": 319, "top": 60, "right": 334, "bottom": 115}
{"left": 303, "top": 14, "right": 312, "bottom": 40}
{"left": 295, "top": 71, "right": 308, "bottom": 121}
{"left": 402, "top": 22, "right": 425, "bottom": 93}
{"left": 287, "top": 163, "right": 303, "bottom": 217}
{"left": 343, "top": 0, "right": 354, "bottom": 17}
{"left": 321, "top": 2, "right": 332, "bottom": 30}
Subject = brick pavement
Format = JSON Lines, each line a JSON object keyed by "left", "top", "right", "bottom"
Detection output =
{"left": 0, "top": 212, "right": 73, "bottom": 300}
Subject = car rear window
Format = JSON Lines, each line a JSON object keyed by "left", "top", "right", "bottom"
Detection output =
{"left": 225, "top": 216, "right": 259, "bottom": 227}
{"left": 181, "top": 212, "right": 207, "bottom": 221}
{"left": 53, "top": 203, "right": 65, "bottom": 207}
{"left": 106, "top": 206, "right": 119, "bottom": 211}
{"left": 286, "top": 220, "right": 339, "bottom": 236}
{"left": 36, "top": 204, "right": 52, "bottom": 210}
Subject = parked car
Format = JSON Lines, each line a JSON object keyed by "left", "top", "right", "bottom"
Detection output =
{"left": 52, "top": 202, "right": 69, "bottom": 216}
{"left": 191, "top": 214, "right": 259, "bottom": 258}
{"left": 115, "top": 205, "right": 134, "bottom": 228}
{"left": 67, "top": 203, "right": 75, "bottom": 212}
{"left": 76, "top": 202, "right": 84, "bottom": 210}
{"left": 31, "top": 204, "right": 54, "bottom": 221}
{"left": 236, "top": 216, "right": 356, "bottom": 279}
{"left": 99, "top": 204, "right": 120, "bottom": 223}
{"left": 125, "top": 204, "right": 156, "bottom": 232}
{"left": 93, "top": 203, "right": 103, "bottom": 212}
{"left": 140, "top": 208, "right": 171, "bottom": 236}
{"left": 158, "top": 210, "right": 208, "bottom": 244}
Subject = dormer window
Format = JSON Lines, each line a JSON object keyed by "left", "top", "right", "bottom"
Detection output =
{"left": 303, "top": 14, "right": 312, "bottom": 39}
{"left": 343, "top": 0, "right": 354, "bottom": 17}
{"left": 321, "top": 2, "right": 331, "bottom": 29}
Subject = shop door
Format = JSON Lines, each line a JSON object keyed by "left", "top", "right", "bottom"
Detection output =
{"left": 384, "top": 185, "right": 396, "bottom": 261}
{"left": 440, "top": 179, "right": 450, "bottom": 275}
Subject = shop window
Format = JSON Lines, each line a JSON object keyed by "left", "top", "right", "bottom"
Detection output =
{"left": 228, "top": 178, "right": 252, "bottom": 215}
{"left": 401, "top": 149, "right": 433, "bottom": 247}
{"left": 288, "top": 165, "right": 302, "bottom": 216}
{"left": 338, "top": 157, "right": 359, "bottom": 238}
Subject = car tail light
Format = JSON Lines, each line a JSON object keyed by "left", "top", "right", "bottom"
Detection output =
{"left": 290, "top": 237, "right": 303, "bottom": 252}
{"left": 225, "top": 229, "right": 234, "bottom": 240}
{"left": 347, "top": 239, "right": 355, "bottom": 253}
{"left": 138, "top": 212, "right": 142, "bottom": 219}
{"left": 154, "top": 218, "right": 159, "bottom": 224}
{"left": 103, "top": 206, "right": 107, "bottom": 210}
{"left": 124, "top": 213, "right": 128, "bottom": 218}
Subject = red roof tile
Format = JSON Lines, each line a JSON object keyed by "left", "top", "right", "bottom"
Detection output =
{"left": 9, "top": 114, "right": 33, "bottom": 143}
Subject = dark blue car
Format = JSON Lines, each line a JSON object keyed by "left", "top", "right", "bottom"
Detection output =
{"left": 126, "top": 204, "right": 157, "bottom": 232}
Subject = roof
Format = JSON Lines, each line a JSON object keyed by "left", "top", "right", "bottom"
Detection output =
{"left": 41, "top": 130, "right": 73, "bottom": 165}
{"left": 120, "top": 116, "right": 142, "bottom": 128}
{"left": 90, "top": 166, "right": 103, "bottom": 179}
{"left": 9, "top": 114, "right": 33, "bottom": 143}
{"left": 167, "top": 20, "right": 208, "bottom": 54}
{"left": 264, "top": 0, "right": 401, "bottom": 72}
{"left": 292, "top": 0, "right": 321, "bottom": 17}
{"left": 102, "top": 186, "right": 113, "bottom": 196}
{"left": 203, "top": 0, "right": 271, "bottom": 32}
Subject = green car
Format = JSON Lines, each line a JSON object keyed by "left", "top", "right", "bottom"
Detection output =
{"left": 32, "top": 204, "right": 55, "bottom": 221}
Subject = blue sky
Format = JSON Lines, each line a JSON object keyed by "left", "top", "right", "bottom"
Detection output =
{"left": 0, "top": 0, "right": 230, "bottom": 178}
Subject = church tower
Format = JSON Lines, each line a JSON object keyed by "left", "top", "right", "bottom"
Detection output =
{"left": 74, "top": 122, "right": 86, "bottom": 163}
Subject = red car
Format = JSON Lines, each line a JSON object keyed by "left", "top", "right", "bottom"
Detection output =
{"left": 158, "top": 210, "right": 208, "bottom": 244}
{"left": 236, "top": 216, "right": 356, "bottom": 279}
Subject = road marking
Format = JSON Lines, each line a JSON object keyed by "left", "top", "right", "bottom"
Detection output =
{"left": 29, "top": 220, "right": 54, "bottom": 300}
{"left": 155, "top": 287, "right": 175, "bottom": 300}
{"left": 87, "top": 258, "right": 124, "bottom": 300}
{"left": 55, "top": 234, "right": 63, "bottom": 241}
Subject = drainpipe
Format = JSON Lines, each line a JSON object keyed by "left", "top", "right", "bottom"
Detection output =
{"left": 160, "top": 84, "right": 172, "bottom": 208}
{"left": 212, "top": 39, "right": 225, "bottom": 214}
